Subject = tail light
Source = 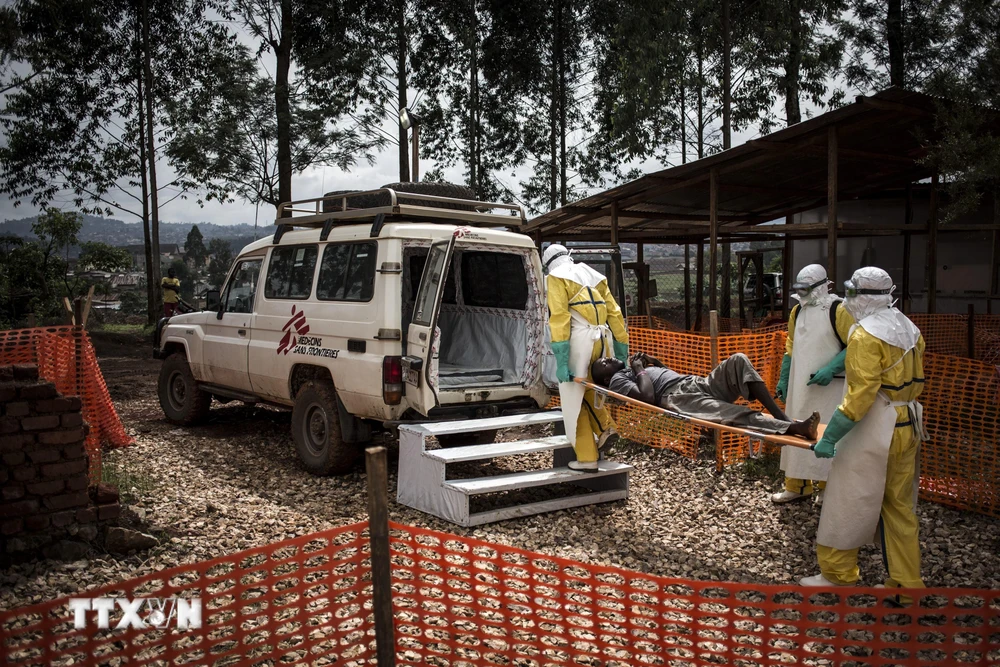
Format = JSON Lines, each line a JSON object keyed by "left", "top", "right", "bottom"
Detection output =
{"left": 383, "top": 356, "right": 403, "bottom": 405}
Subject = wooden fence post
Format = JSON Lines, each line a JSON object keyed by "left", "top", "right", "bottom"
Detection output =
{"left": 366, "top": 446, "right": 395, "bottom": 667}
{"left": 709, "top": 310, "right": 719, "bottom": 369}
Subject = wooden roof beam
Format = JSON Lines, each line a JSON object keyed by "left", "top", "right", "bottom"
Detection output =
{"left": 749, "top": 139, "right": 923, "bottom": 165}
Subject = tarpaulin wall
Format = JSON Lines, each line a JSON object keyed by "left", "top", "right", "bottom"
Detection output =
{"left": 0, "top": 326, "right": 132, "bottom": 480}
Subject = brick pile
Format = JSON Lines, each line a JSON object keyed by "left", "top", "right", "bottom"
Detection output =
{"left": 1, "top": 364, "right": 119, "bottom": 561}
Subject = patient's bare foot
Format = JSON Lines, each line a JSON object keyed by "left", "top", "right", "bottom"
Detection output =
{"left": 786, "top": 412, "right": 821, "bottom": 440}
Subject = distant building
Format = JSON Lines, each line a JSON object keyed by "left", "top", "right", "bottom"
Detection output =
{"left": 121, "top": 244, "right": 183, "bottom": 272}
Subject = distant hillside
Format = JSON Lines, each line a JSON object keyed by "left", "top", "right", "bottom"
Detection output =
{"left": 0, "top": 214, "right": 266, "bottom": 257}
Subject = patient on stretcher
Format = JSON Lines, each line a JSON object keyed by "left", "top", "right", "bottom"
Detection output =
{"left": 591, "top": 352, "right": 820, "bottom": 440}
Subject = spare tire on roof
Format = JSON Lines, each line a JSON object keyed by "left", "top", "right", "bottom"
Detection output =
{"left": 322, "top": 181, "right": 479, "bottom": 213}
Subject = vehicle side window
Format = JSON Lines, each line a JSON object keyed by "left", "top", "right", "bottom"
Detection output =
{"left": 409, "top": 254, "right": 456, "bottom": 304}
{"left": 318, "top": 242, "right": 377, "bottom": 302}
{"left": 461, "top": 252, "right": 527, "bottom": 310}
{"left": 265, "top": 245, "right": 318, "bottom": 299}
{"left": 223, "top": 259, "right": 262, "bottom": 314}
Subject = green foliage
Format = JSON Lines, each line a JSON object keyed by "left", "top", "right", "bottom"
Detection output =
{"left": 118, "top": 290, "right": 147, "bottom": 316}
{"left": 207, "top": 238, "right": 235, "bottom": 289}
{"left": 185, "top": 225, "right": 207, "bottom": 267}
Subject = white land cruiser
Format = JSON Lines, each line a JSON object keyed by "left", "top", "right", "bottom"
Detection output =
{"left": 154, "top": 185, "right": 550, "bottom": 474}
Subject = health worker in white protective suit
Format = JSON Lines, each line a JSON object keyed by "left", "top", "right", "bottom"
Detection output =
{"left": 772, "top": 264, "right": 855, "bottom": 506}
{"left": 800, "top": 267, "right": 927, "bottom": 598}
{"left": 543, "top": 244, "right": 629, "bottom": 471}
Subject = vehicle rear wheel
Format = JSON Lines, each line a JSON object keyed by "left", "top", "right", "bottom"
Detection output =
{"left": 158, "top": 353, "right": 211, "bottom": 425}
{"left": 291, "top": 381, "right": 359, "bottom": 475}
{"left": 437, "top": 429, "right": 498, "bottom": 448}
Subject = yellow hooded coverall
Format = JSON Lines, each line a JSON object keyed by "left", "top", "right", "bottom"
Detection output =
{"left": 818, "top": 328, "right": 926, "bottom": 589}
{"left": 547, "top": 274, "right": 628, "bottom": 463}
{"left": 782, "top": 304, "right": 855, "bottom": 495}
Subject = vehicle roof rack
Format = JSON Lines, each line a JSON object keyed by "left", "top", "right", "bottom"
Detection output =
{"left": 273, "top": 188, "right": 526, "bottom": 239}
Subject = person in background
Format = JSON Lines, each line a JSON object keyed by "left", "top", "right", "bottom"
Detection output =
{"left": 161, "top": 267, "right": 181, "bottom": 318}
{"left": 772, "top": 264, "right": 854, "bottom": 507}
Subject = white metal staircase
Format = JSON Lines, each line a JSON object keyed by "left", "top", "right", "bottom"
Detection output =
{"left": 396, "top": 411, "right": 631, "bottom": 526}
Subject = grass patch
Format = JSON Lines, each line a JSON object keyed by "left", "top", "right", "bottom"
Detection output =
{"left": 97, "top": 323, "right": 153, "bottom": 335}
{"left": 101, "top": 455, "right": 156, "bottom": 505}
{"left": 734, "top": 448, "right": 783, "bottom": 485}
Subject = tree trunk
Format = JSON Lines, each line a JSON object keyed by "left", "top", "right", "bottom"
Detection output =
{"left": 784, "top": 0, "right": 802, "bottom": 125}
{"left": 558, "top": 0, "right": 567, "bottom": 206}
{"left": 887, "top": 0, "right": 904, "bottom": 87}
{"left": 696, "top": 40, "right": 705, "bottom": 159}
{"left": 137, "top": 63, "right": 154, "bottom": 325}
{"left": 680, "top": 73, "right": 687, "bottom": 164}
{"left": 275, "top": 0, "right": 293, "bottom": 212}
{"left": 468, "top": 0, "right": 478, "bottom": 196}
{"left": 549, "top": 0, "right": 560, "bottom": 211}
{"left": 141, "top": 0, "right": 162, "bottom": 315}
{"left": 397, "top": 0, "right": 410, "bottom": 182}
{"left": 721, "top": 0, "right": 731, "bottom": 150}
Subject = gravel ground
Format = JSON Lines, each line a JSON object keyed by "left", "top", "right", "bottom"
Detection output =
{"left": 2, "top": 331, "right": 999, "bottom": 610}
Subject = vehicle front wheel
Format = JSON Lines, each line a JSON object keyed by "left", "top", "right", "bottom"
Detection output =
{"left": 158, "top": 353, "right": 211, "bottom": 425}
{"left": 291, "top": 381, "right": 359, "bottom": 475}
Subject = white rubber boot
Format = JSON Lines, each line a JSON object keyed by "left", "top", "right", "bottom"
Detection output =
{"left": 814, "top": 488, "right": 824, "bottom": 507}
{"left": 568, "top": 460, "right": 599, "bottom": 473}
{"left": 597, "top": 428, "right": 620, "bottom": 452}
{"left": 799, "top": 573, "right": 852, "bottom": 587}
{"left": 771, "top": 490, "right": 810, "bottom": 504}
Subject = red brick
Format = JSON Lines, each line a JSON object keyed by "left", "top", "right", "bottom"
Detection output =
{"left": 65, "top": 475, "right": 89, "bottom": 491}
{"left": 61, "top": 444, "right": 86, "bottom": 460}
{"left": 50, "top": 510, "right": 76, "bottom": 527}
{"left": 35, "top": 397, "right": 81, "bottom": 414}
{"left": 12, "top": 465, "right": 37, "bottom": 482}
{"left": 26, "top": 479, "right": 65, "bottom": 495}
{"left": 0, "top": 499, "right": 39, "bottom": 518}
{"left": 41, "top": 460, "right": 87, "bottom": 478}
{"left": 3, "top": 451, "right": 25, "bottom": 466}
{"left": 98, "top": 503, "right": 120, "bottom": 520}
{"left": 37, "top": 428, "right": 85, "bottom": 446}
{"left": 21, "top": 415, "right": 60, "bottom": 431}
{"left": 42, "top": 492, "right": 88, "bottom": 510}
{"left": 2, "top": 484, "right": 25, "bottom": 501}
{"left": 75, "top": 508, "right": 96, "bottom": 523}
{"left": 0, "top": 418, "right": 19, "bottom": 434}
{"left": 1, "top": 518, "right": 23, "bottom": 535}
{"left": 18, "top": 383, "right": 57, "bottom": 400}
{"left": 12, "top": 365, "right": 39, "bottom": 381}
{"left": 5, "top": 402, "right": 30, "bottom": 418}
{"left": 26, "top": 448, "right": 60, "bottom": 464}
{"left": 1, "top": 433, "right": 34, "bottom": 451}
{"left": 0, "top": 386, "right": 16, "bottom": 402}
{"left": 24, "top": 515, "right": 50, "bottom": 531}
{"left": 60, "top": 413, "right": 84, "bottom": 428}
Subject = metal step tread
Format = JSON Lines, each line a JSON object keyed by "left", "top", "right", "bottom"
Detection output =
{"left": 444, "top": 461, "right": 632, "bottom": 496}
{"left": 465, "top": 489, "right": 629, "bottom": 526}
{"left": 400, "top": 411, "right": 563, "bottom": 438}
{"left": 424, "top": 435, "right": 571, "bottom": 463}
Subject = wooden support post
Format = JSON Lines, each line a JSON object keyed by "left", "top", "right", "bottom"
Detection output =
{"left": 968, "top": 304, "right": 976, "bottom": 360}
{"left": 636, "top": 242, "right": 646, "bottom": 317}
{"left": 902, "top": 183, "right": 913, "bottom": 313}
{"left": 81, "top": 285, "right": 95, "bottom": 329}
{"left": 610, "top": 200, "right": 620, "bottom": 246}
{"left": 366, "top": 446, "right": 395, "bottom": 667}
{"left": 709, "top": 310, "right": 719, "bottom": 369}
{"left": 695, "top": 242, "right": 705, "bottom": 330}
{"left": 709, "top": 169, "right": 719, "bottom": 312}
{"left": 991, "top": 192, "right": 1000, "bottom": 312}
{"left": 827, "top": 127, "right": 838, "bottom": 284}
{"left": 737, "top": 257, "right": 747, "bottom": 325}
{"left": 927, "top": 174, "right": 939, "bottom": 314}
{"left": 684, "top": 244, "right": 691, "bottom": 331}
{"left": 782, "top": 216, "right": 793, "bottom": 317}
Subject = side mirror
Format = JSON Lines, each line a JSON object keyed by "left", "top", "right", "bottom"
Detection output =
{"left": 206, "top": 289, "right": 221, "bottom": 312}
{"left": 646, "top": 279, "right": 658, "bottom": 299}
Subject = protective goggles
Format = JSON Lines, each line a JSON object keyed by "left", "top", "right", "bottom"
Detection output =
{"left": 843, "top": 280, "right": 893, "bottom": 298}
{"left": 543, "top": 249, "right": 570, "bottom": 270}
{"left": 791, "top": 277, "right": 827, "bottom": 296}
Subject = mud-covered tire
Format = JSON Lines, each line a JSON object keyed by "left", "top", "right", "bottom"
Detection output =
{"left": 322, "top": 181, "right": 479, "bottom": 213}
{"left": 158, "top": 353, "right": 211, "bottom": 425}
{"left": 291, "top": 381, "right": 359, "bottom": 475}
{"left": 437, "top": 429, "right": 498, "bottom": 448}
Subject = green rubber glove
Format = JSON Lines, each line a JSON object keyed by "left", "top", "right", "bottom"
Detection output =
{"left": 613, "top": 340, "right": 629, "bottom": 363}
{"left": 551, "top": 340, "right": 571, "bottom": 383}
{"left": 813, "top": 408, "right": 857, "bottom": 458}
{"left": 776, "top": 354, "right": 791, "bottom": 400}
{"left": 808, "top": 348, "right": 847, "bottom": 386}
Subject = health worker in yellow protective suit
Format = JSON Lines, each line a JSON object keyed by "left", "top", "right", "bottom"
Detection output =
{"left": 800, "top": 267, "right": 927, "bottom": 598}
{"left": 543, "top": 244, "right": 629, "bottom": 471}
{"left": 772, "top": 264, "right": 854, "bottom": 507}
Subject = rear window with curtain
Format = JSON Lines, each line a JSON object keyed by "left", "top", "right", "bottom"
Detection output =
{"left": 461, "top": 252, "right": 528, "bottom": 310}
{"left": 265, "top": 245, "right": 318, "bottom": 299}
{"left": 317, "top": 242, "right": 378, "bottom": 302}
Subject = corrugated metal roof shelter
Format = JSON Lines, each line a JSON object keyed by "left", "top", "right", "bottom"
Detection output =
{"left": 525, "top": 87, "right": 1000, "bottom": 314}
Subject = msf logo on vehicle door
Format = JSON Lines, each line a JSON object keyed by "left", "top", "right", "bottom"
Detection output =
{"left": 277, "top": 306, "right": 339, "bottom": 358}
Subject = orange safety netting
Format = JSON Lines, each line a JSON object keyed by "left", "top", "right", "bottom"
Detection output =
{"left": 908, "top": 313, "right": 1000, "bottom": 365}
{"left": 626, "top": 315, "right": 787, "bottom": 335}
{"left": 4, "top": 520, "right": 999, "bottom": 667}
{"left": 0, "top": 523, "right": 374, "bottom": 666}
{"left": 0, "top": 326, "right": 132, "bottom": 480}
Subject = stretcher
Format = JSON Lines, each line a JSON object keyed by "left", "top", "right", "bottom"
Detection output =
{"left": 573, "top": 378, "right": 825, "bottom": 454}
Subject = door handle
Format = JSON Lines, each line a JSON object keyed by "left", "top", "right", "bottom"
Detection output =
{"left": 238, "top": 329, "right": 247, "bottom": 336}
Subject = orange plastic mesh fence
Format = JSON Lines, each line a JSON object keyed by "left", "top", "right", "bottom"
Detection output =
{"left": 625, "top": 315, "right": 787, "bottom": 335}
{"left": 0, "top": 326, "right": 132, "bottom": 480}
{"left": 0, "top": 522, "right": 374, "bottom": 667}
{"left": 908, "top": 313, "right": 1000, "bottom": 365}
{"left": 389, "top": 521, "right": 1000, "bottom": 667}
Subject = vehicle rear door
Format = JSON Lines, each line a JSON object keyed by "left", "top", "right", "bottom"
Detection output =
{"left": 403, "top": 235, "right": 456, "bottom": 414}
